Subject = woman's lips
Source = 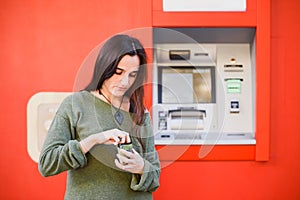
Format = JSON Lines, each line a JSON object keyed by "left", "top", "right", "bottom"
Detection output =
{"left": 116, "top": 87, "right": 127, "bottom": 91}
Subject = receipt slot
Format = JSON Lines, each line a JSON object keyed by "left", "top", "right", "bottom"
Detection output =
{"left": 152, "top": 42, "right": 255, "bottom": 145}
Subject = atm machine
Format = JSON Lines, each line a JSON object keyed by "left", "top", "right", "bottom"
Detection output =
{"left": 152, "top": 28, "right": 256, "bottom": 145}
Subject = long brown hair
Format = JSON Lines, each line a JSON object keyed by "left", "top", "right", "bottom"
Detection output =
{"left": 85, "top": 34, "right": 147, "bottom": 125}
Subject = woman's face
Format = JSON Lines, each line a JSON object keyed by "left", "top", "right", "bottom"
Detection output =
{"left": 102, "top": 55, "right": 140, "bottom": 98}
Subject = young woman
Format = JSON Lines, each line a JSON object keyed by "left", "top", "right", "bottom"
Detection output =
{"left": 38, "top": 34, "right": 160, "bottom": 199}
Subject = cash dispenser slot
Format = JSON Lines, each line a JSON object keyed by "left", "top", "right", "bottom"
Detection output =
{"left": 168, "top": 108, "right": 206, "bottom": 130}
{"left": 169, "top": 50, "right": 191, "bottom": 60}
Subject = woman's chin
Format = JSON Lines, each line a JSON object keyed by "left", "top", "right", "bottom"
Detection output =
{"left": 112, "top": 91, "right": 126, "bottom": 98}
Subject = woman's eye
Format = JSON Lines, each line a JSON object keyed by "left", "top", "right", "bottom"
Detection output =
{"left": 115, "top": 69, "right": 123, "bottom": 75}
{"left": 129, "top": 72, "right": 137, "bottom": 78}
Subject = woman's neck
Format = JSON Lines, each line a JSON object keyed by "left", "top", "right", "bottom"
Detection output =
{"left": 100, "top": 89, "right": 122, "bottom": 104}
{"left": 91, "top": 90, "right": 130, "bottom": 111}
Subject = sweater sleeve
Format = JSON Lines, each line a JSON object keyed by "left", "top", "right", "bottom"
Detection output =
{"left": 130, "top": 114, "right": 160, "bottom": 192}
{"left": 38, "top": 98, "right": 87, "bottom": 177}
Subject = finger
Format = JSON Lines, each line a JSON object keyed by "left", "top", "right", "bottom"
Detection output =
{"left": 121, "top": 131, "right": 130, "bottom": 143}
{"left": 126, "top": 134, "right": 131, "bottom": 143}
{"left": 116, "top": 131, "right": 128, "bottom": 144}
{"left": 119, "top": 149, "right": 132, "bottom": 158}
{"left": 132, "top": 148, "right": 137, "bottom": 154}
{"left": 132, "top": 148, "right": 140, "bottom": 155}
{"left": 130, "top": 149, "right": 142, "bottom": 162}
{"left": 111, "top": 136, "right": 120, "bottom": 145}
{"left": 116, "top": 153, "right": 124, "bottom": 163}
{"left": 114, "top": 159, "right": 126, "bottom": 170}
{"left": 116, "top": 154, "right": 130, "bottom": 165}
{"left": 120, "top": 135, "right": 126, "bottom": 144}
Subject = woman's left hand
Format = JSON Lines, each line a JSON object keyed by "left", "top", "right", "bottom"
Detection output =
{"left": 115, "top": 148, "right": 144, "bottom": 174}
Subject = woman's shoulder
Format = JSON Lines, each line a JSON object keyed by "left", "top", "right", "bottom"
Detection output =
{"left": 58, "top": 91, "right": 78, "bottom": 103}
{"left": 58, "top": 91, "right": 91, "bottom": 110}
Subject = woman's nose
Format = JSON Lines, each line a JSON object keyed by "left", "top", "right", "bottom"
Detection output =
{"left": 120, "top": 75, "right": 129, "bottom": 86}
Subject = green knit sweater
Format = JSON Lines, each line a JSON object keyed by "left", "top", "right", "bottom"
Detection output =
{"left": 38, "top": 91, "right": 160, "bottom": 200}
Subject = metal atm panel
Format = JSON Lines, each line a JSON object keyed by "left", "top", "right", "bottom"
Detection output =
{"left": 152, "top": 43, "right": 255, "bottom": 145}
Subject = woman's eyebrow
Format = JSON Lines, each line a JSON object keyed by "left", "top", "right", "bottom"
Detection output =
{"left": 116, "top": 67, "right": 124, "bottom": 71}
{"left": 116, "top": 67, "right": 139, "bottom": 73}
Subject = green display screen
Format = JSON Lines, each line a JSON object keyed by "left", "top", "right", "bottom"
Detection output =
{"left": 227, "top": 79, "right": 241, "bottom": 93}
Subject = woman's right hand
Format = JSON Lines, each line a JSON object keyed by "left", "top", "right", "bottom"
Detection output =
{"left": 79, "top": 129, "right": 131, "bottom": 154}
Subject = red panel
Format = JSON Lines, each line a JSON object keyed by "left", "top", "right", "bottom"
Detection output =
{"left": 255, "top": 0, "right": 271, "bottom": 161}
{"left": 156, "top": 145, "right": 256, "bottom": 161}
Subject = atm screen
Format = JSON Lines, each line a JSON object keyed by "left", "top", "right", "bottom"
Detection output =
{"left": 158, "top": 66, "right": 216, "bottom": 104}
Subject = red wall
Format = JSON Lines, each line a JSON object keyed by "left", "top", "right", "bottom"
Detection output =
{"left": 1, "top": 0, "right": 300, "bottom": 199}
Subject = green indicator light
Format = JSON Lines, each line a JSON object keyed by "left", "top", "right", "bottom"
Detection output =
{"left": 227, "top": 79, "right": 241, "bottom": 93}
